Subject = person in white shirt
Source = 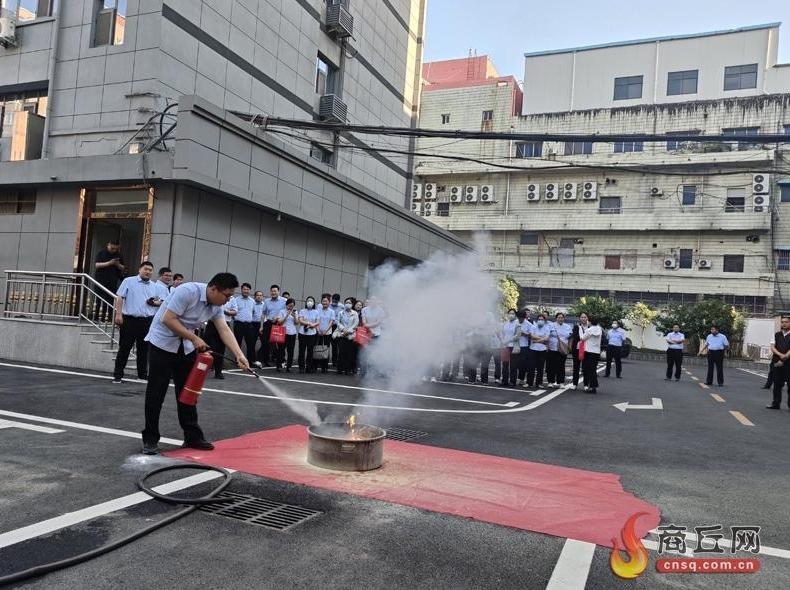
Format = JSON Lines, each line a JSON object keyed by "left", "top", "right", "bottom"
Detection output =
{"left": 500, "top": 309, "right": 521, "bottom": 387}
{"left": 273, "top": 298, "right": 299, "bottom": 372}
{"left": 579, "top": 315, "right": 603, "bottom": 394}
{"left": 335, "top": 297, "right": 360, "bottom": 375}
{"left": 297, "top": 296, "right": 320, "bottom": 373}
{"left": 526, "top": 313, "right": 551, "bottom": 388}
{"left": 665, "top": 324, "right": 685, "bottom": 381}
{"left": 547, "top": 313, "right": 572, "bottom": 387}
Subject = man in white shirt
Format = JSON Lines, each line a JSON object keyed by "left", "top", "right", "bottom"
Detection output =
{"left": 665, "top": 324, "right": 685, "bottom": 381}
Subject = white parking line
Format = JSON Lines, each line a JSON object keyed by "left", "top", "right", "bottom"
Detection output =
{"left": 545, "top": 538, "right": 596, "bottom": 590}
{"left": 530, "top": 389, "right": 547, "bottom": 397}
{"left": 0, "top": 362, "right": 568, "bottom": 415}
{"left": 0, "top": 469, "right": 231, "bottom": 549}
{"left": 738, "top": 368, "right": 768, "bottom": 379}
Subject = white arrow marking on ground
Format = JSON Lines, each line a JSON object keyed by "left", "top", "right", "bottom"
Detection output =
{"left": 0, "top": 418, "right": 64, "bottom": 434}
{"left": 613, "top": 397, "right": 663, "bottom": 412}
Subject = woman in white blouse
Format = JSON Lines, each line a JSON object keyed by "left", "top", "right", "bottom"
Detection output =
{"left": 335, "top": 297, "right": 360, "bottom": 375}
{"left": 579, "top": 314, "right": 603, "bottom": 394}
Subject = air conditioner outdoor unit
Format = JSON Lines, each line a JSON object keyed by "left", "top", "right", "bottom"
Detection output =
{"left": 663, "top": 258, "right": 677, "bottom": 269}
{"left": 423, "top": 210, "right": 432, "bottom": 217}
{"left": 582, "top": 181, "right": 598, "bottom": 200}
{"left": 752, "top": 173, "right": 770, "bottom": 195}
{"left": 544, "top": 182, "right": 559, "bottom": 201}
{"left": 753, "top": 194, "right": 770, "bottom": 213}
{"left": 0, "top": 16, "right": 17, "bottom": 47}
{"left": 698, "top": 259, "right": 711, "bottom": 269}
{"left": 464, "top": 186, "right": 478, "bottom": 202}
{"left": 411, "top": 201, "right": 422, "bottom": 212}
{"left": 424, "top": 183, "right": 436, "bottom": 200}
{"left": 527, "top": 183, "right": 540, "bottom": 201}
{"left": 325, "top": 3, "right": 354, "bottom": 38}
{"left": 411, "top": 183, "right": 423, "bottom": 200}
{"left": 562, "top": 182, "right": 577, "bottom": 200}
{"left": 650, "top": 187, "right": 664, "bottom": 197}
{"left": 318, "top": 94, "right": 348, "bottom": 123}
{"left": 448, "top": 186, "right": 462, "bottom": 203}
{"left": 423, "top": 201, "right": 434, "bottom": 212}
{"left": 480, "top": 185, "right": 494, "bottom": 202}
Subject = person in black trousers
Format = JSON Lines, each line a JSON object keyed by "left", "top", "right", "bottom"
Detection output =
{"left": 767, "top": 316, "right": 790, "bottom": 409}
{"left": 112, "top": 262, "right": 161, "bottom": 383}
{"left": 205, "top": 299, "right": 236, "bottom": 379}
{"left": 700, "top": 325, "right": 729, "bottom": 386}
{"left": 664, "top": 324, "right": 685, "bottom": 381}
{"left": 141, "top": 273, "right": 249, "bottom": 455}
{"left": 569, "top": 318, "right": 585, "bottom": 388}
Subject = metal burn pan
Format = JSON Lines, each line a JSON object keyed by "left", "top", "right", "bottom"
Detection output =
{"left": 307, "top": 423, "right": 386, "bottom": 471}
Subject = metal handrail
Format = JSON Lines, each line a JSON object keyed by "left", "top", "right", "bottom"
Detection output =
{"left": 3, "top": 270, "right": 121, "bottom": 349}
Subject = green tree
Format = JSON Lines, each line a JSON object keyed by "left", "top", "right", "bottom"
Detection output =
{"left": 497, "top": 275, "right": 520, "bottom": 315}
{"left": 568, "top": 295, "right": 627, "bottom": 329}
{"left": 626, "top": 302, "right": 659, "bottom": 349}
{"left": 655, "top": 299, "right": 745, "bottom": 353}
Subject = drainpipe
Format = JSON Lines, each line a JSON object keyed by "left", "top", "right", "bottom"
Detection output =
{"left": 41, "top": 5, "right": 60, "bottom": 159}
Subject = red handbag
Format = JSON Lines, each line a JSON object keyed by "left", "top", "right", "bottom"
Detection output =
{"left": 269, "top": 324, "right": 286, "bottom": 344}
{"left": 354, "top": 326, "right": 372, "bottom": 347}
{"left": 578, "top": 340, "right": 586, "bottom": 361}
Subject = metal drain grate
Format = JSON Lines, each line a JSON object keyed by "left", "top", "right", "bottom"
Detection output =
{"left": 198, "top": 492, "right": 321, "bottom": 531}
{"left": 384, "top": 427, "right": 428, "bottom": 442}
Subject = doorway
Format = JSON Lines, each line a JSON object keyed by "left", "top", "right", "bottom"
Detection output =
{"left": 74, "top": 186, "right": 155, "bottom": 283}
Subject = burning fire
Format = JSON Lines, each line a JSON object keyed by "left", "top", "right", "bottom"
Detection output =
{"left": 345, "top": 414, "right": 364, "bottom": 440}
{"left": 609, "top": 512, "right": 649, "bottom": 579}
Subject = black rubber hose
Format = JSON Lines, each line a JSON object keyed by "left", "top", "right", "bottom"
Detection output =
{"left": 0, "top": 464, "right": 233, "bottom": 587}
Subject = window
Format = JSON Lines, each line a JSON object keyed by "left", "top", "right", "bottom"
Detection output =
{"left": 679, "top": 249, "right": 693, "bottom": 269}
{"left": 0, "top": 90, "right": 48, "bottom": 162}
{"left": 604, "top": 255, "right": 621, "bottom": 270}
{"left": 520, "top": 232, "right": 539, "bottom": 246}
{"left": 482, "top": 110, "right": 494, "bottom": 121}
{"left": 0, "top": 0, "right": 54, "bottom": 21}
{"left": 0, "top": 189, "right": 36, "bottom": 214}
{"left": 310, "top": 142, "right": 333, "bottom": 165}
{"left": 315, "top": 54, "right": 338, "bottom": 95}
{"left": 666, "top": 130, "right": 701, "bottom": 151}
{"left": 781, "top": 184, "right": 790, "bottom": 203}
{"left": 614, "top": 141, "right": 643, "bottom": 153}
{"left": 441, "top": 113, "right": 450, "bottom": 124}
{"left": 681, "top": 185, "right": 697, "bottom": 206}
{"left": 722, "top": 126, "right": 760, "bottom": 151}
{"left": 613, "top": 75, "right": 643, "bottom": 100}
{"left": 564, "top": 141, "right": 593, "bottom": 155}
{"left": 93, "top": 0, "right": 126, "bottom": 46}
{"left": 725, "top": 196, "right": 745, "bottom": 213}
{"left": 436, "top": 202, "right": 450, "bottom": 217}
{"left": 667, "top": 70, "right": 698, "bottom": 95}
{"left": 515, "top": 141, "right": 543, "bottom": 158}
{"left": 777, "top": 250, "right": 790, "bottom": 271}
{"left": 784, "top": 124, "right": 790, "bottom": 135}
{"left": 599, "top": 196, "right": 622, "bottom": 214}
{"left": 723, "top": 255, "right": 744, "bottom": 273}
{"left": 724, "top": 64, "right": 758, "bottom": 91}
{"left": 549, "top": 239, "right": 575, "bottom": 268}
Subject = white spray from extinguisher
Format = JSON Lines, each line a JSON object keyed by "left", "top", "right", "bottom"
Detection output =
{"left": 248, "top": 363, "right": 321, "bottom": 425}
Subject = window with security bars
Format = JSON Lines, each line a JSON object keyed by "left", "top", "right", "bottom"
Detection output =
{"left": 436, "top": 202, "right": 450, "bottom": 217}
{"left": 564, "top": 141, "right": 592, "bottom": 155}
{"left": 599, "top": 196, "right": 621, "bottom": 214}
{"left": 777, "top": 250, "right": 790, "bottom": 271}
{"left": 310, "top": 143, "right": 333, "bottom": 165}
{"left": 614, "top": 75, "right": 643, "bottom": 100}
{"left": 482, "top": 110, "right": 494, "bottom": 122}
{"left": 614, "top": 141, "right": 643, "bottom": 153}
{"left": 722, "top": 126, "right": 760, "bottom": 151}
{"left": 724, "top": 64, "right": 758, "bottom": 91}
{"left": 725, "top": 189, "right": 746, "bottom": 213}
{"left": 515, "top": 142, "right": 543, "bottom": 158}
{"left": 441, "top": 114, "right": 450, "bottom": 124}
{"left": 667, "top": 70, "right": 698, "bottom": 95}
{"left": 679, "top": 249, "right": 693, "bottom": 269}
{"left": 0, "top": 189, "right": 36, "bottom": 214}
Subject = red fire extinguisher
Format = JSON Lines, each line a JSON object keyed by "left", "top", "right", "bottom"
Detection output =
{"left": 179, "top": 351, "right": 214, "bottom": 406}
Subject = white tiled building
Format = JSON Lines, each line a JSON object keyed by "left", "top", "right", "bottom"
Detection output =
{"left": 416, "top": 24, "right": 790, "bottom": 315}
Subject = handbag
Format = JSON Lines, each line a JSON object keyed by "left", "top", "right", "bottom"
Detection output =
{"left": 269, "top": 324, "right": 286, "bottom": 345}
{"left": 312, "top": 344, "right": 330, "bottom": 360}
{"left": 578, "top": 340, "right": 586, "bottom": 361}
{"left": 500, "top": 348, "right": 511, "bottom": 362}
{"left": 558, "top": 340, "right": 570, "bottom": 356}
{"left": 354, "top": 326, "right": 372, "bottom": 347}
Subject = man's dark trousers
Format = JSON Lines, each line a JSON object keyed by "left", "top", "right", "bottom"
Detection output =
{"left": 706, "top": 350, "right": 725, "bottom": 385}
{"left": 605, "top": 345, "right": 622, "bottom": 377}
{"left": 114, "top": 316, "right": 152, "bottom": 380}
{"left": 142, "top": 343, "right": 205, "bottom": 445}
{"left": 233, "top": 321, "right": 257, "bottom": 364}
{"left": 666, "top": 349, "right": 683, "bottom": 379}
{"left": 771, "top": 363, "right": 790, "bottom": 408}
{"left": 259, "top": 321, "right": 273, "bottom": 364}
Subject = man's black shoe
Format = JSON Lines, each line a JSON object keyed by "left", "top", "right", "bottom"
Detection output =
{"left": 142, "top": 443, "right": 160, "bottom": 455}
{"left": 766, "top": 405, "right": 780, "bottom": 409}
{"left": 182, "top": 439, "right": 215, "bottom": 450}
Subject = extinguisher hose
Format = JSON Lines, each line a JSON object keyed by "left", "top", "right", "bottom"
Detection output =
{"left": 0, "top": 464, "right": 233, "bottom": 587}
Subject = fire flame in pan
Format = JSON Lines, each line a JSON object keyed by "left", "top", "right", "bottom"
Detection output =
{"left": 345, "top": 414, "right": 364, "bottom": 440}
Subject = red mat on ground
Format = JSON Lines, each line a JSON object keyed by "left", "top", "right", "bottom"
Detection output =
{"left": 166, "top": 425, "right": 660, "bottom": 547}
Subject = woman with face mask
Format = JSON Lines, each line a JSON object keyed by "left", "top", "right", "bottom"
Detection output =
{"left": 500, "top": 308, "right": 520, "bottom": 387}
{"left": 570, "top": 313, "right": 588, "bottom": 389}
{"left": 526, "top": 313, "right": 551, "bottom": 388}
{"left": 274, "top": 298, "right": 299, "bottom": 372}
{"left": 605, "top": 320, "right": 625, "bottom": 379}
{"left": 335, "top": 297, "right": 360, "bottom": 375}
{"left": 297, "top": 296, "right": 320, "bottom": 373}
{"left": 580, "top": 314, "right": 603, "bottom": 394}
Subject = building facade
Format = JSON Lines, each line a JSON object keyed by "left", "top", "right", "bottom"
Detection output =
{"left": 416, "top": 24, "right": 790, "bottom": 315}
{"left": 0, "top": 0, "right": 465, "bottom": 305}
